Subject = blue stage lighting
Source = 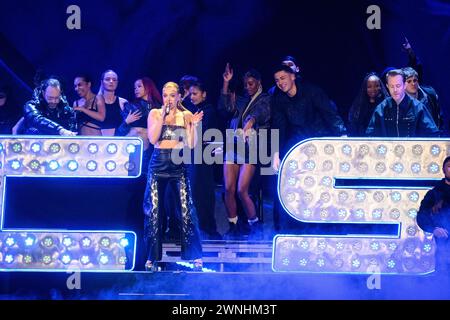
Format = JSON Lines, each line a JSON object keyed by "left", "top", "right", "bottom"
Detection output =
{"left": 105, "top": 161, "right": 116, "bottom": 172}
{"left": 118, "top": 256, "right": 127, "bottom": 265}
{"left": 48, "top": 160, "right": 60, "bottom": 171}
{"left": 387, "top": 259, "right": 396, "bottom": 268}
{"left": 30, "top": 142, "right": 42, "bottom": 153}
{"left": 29, "top": 160, "right": 40, "bottom": 170}
{"left": 42, "top": 255, "right": 52, "bottom": 264}
{"left": 61, "top": 254, "right": 71, "bottom": 264}
{"left": 62, "top": 237, "right": 73, "bottom": 247}
{"left": 99, "top": 255, "right": 109, "bottom": 265}
{"left": 431, "top": 145, "right": 441, "bottom": 156}
{"left": 126, "top": 144, "right": 136, "bottom": 154}
{"left": 42, "top": 236, "right": 54, "bottom": 247}
{"left": 5, "top": 236, "right": 15, "bottom": 247}
{"left": 99, "top": 237, "right": 111, "bottom": 248}
{"left": 119, "top": 238, "right": 129, "bottom": 248}
{"left": 316, "top": 258, "right": 325, "bottom": 267}
{"left": 80, "top": 255, "right": 90, "bottom": 265}
{"left": 80, "top": 237, "right": 91, "bottom": 248}
{"left": 10, "top": 160, "right": 21, "bottom": 170}
{"left": 49, "top": 143, "right": 61, "bottom": 153}
{"left": 67, "top": 160, "right": 78, "bottom": 171}
{"left": 86, "top": 160, "right": 97, "bottom": 171}
{"left": 106, "top": 143, "right": 118, "bottom": 154}
{"left": 68, "top": 143, "right": 80, "bottom": 154}
{"left": 428, "top": 163, "right": 439, "bottom": 174}
{"left": 24, "top": 236, "right": 35, "bottom": 247}
{"left": 88, "top": 143, "right": 98, "bottom": 154}
{"left": 11, "top": 142, "right": 22, "bottom": 153}
{"left": 351, "top": 259, "right": 361, "bottom": 268}
{"left": 5, "top": 254, "right": 14, "bottom": 264}
{"left": 23, "top": 255, "right": 32, "bottom": 264}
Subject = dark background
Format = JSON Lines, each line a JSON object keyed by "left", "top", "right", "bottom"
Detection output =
{"left": 1, "top": 0, "right": 449, "bottom": 126}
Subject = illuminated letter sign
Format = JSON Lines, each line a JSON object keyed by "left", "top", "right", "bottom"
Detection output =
{"left": 274, "top": 138, "right": 446, "bottom": 274}
{"left": 0, "top": 136, "right": 142, "bottom": 271}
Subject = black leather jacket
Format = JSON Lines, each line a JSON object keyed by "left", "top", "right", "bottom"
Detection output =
{"left": 366, "top": 95, "right": 439, "bottom": 137}
{"left": 23, "top": 100, "right": 76, "bottom": 135}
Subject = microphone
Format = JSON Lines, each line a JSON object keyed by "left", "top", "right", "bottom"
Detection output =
{"left": 164, "top": 102, "right": 172, "bottom": 116}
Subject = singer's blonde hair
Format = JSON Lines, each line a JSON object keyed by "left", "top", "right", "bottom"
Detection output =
{"left": 162, "top": 82, "right": 187, "bottom": 111}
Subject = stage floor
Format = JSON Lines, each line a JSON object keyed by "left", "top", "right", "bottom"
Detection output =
{"left": 1, "top": 270, "right": 449, "bottom": 300}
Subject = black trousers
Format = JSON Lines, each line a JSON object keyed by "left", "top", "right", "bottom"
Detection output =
{"left": 143, "top": 148, "right": 202, "bottom": 262}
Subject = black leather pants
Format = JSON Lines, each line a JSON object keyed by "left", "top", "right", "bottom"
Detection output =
{"left": 143, "top": 148, "right": 202, "bottom": 262}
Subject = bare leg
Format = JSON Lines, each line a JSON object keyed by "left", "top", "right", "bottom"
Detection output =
{"left": 223, "top": 162, "right": 240, "bottom": 219}
{"left": 237, "top": 164, "right": 257, "bottom": 220}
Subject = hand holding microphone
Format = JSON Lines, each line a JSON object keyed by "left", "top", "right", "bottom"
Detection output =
{"left": 163, "top": 102, "right": 171, "bottom": 118}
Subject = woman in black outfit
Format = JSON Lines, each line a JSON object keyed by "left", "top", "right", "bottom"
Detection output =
{"left": 143, "top": 81, "right": 204, "bottom": 271}
{"left": 73, "top": 75, "right": 105, "bottom": 136}
{"left": 98, "top": 70, "right": 128, "bottom": 136}
{"left": 218, "top": 64, "right": 270, "bottom": 239}
{"left": 188, "top": 81, "right": 221, "bottom": 240}
{"left": 348, "top": 72, "right": 388, "bottom": 137}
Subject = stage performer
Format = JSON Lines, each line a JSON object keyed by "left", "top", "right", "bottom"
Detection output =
{"left": 143, "top": 81, "right": 203, "bottom": 272}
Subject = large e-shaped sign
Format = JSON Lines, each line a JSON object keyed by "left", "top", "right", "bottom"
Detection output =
{"left": 273, "top": 138, "right": 447, "bottom": 274}
{"left": 0, "top": 136, "right": 142, "bottom": 271}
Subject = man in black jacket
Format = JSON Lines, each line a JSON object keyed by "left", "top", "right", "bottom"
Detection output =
{"left": 270, "top": 64, "right": 347, "bottom": 232}
{"left": 402, "top": 67, "right": 443, "bottom": 134}
{"left": 22, "top": 78, "right": 77, "bottom": 136}
{"left": 418, "top": 156, "right": 450, "bottom": 273}
{"left": 366, "top": 69, "right": 439, "bottom": 137}
{"left": 271, "top": 64, "right": 347, "bottom": 171}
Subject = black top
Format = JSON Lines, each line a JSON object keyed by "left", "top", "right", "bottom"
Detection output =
{"left": 76, "top": 97, "right": 102, "bottom": 128}
{"left": 102, "top": 97, "right": 123, "bottom": 129}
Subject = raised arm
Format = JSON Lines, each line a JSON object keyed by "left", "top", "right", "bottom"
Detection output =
{"left": 218, "top": 63, "right": 237, "bottom": 114}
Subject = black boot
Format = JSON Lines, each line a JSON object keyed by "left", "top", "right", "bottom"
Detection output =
{"left": 223, "top": 222, "right": 241, "bottom": 240}
{"left": 248, "top": 221, "right": 264, "bottom": 240}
